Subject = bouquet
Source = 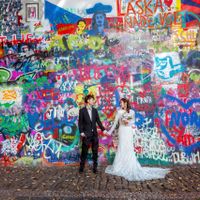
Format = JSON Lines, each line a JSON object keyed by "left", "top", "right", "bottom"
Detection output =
{"left": 121, "top": 112, "right": 133, "bottom": 126}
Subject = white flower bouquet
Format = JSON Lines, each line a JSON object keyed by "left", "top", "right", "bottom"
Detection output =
{"left": 121, "top": 112, "right": 133, "bottom": 125}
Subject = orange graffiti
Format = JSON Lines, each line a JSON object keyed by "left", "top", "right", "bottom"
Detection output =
{"left": 2, "top": 90, "right": 17, "bottom": 101}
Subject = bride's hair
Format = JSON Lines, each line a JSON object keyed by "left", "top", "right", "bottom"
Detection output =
{"left": 120, "top": 98, "right": 131, "bottom": 113}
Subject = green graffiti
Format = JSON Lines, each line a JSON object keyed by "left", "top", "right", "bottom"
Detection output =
{"left": 0, "top": 102, "right": 15, "bottom": 108}
{"left": 17, "top": 73, "right": 36, "bottom": 83}
{"left": 21, "top": 76, "right": 48, "bottom": 94}
{"left": 190, "top": 73, "right": 200, "bottom": 82}
{"left": 87, "top": 36, "right": 104, "bottom": 50}
{"left": 15, "top": 157, "right": 42, "bottom": 166}
{"left": 55, "top": 63, "right": 63, "bottom": 71}
{"left": 138, "top": 157, "right": 171, "bottom": 166}
{"left": 47, "top": 36, "right": 65, "bottom": 51}
{"left": 106, "top": 150, "right": 115, "bottom": 164}
{"left": 35, "top": 77, "right": 48, "bottom": 87}
{"left": 42, "top": 61, "right": 51, "bottom": 68}
{"left": 61, "top": 129, "right": 80, "bottom": 152}
{"left": 67, "top": 35, "right": 104, "bottom": 51}
{"left": 22, "top": 82, "right": 33, "bottom": 94}
{"left": 141, "top": 73, "right": 151, "bottom": 84}
{"left": 0, "top": 68, "right": 10, "bottom": 83}
{"left": 0, "top": 113, "right": 29, "bottom": 136}
{"left": 161, "top": 88, "right": 166, "bottom": 95}
{"left": 67, "top": 34, "right": 85, "bottom": 50}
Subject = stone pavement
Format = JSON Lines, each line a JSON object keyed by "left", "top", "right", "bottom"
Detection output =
{"left": 0, "top": 164, "right": 200, "bottom": 200}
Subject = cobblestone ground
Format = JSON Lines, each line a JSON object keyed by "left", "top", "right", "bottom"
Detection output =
{"left": 0, "top": 164, "right": 200, "bottom": 200}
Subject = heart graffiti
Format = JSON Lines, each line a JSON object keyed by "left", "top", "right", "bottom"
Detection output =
{"left": 164, "top": 0, "right": 173, "bottom": 8}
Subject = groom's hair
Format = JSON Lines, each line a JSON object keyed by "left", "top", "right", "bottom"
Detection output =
{"left": 84, "top": 94, "right": 95, "bottom": 103}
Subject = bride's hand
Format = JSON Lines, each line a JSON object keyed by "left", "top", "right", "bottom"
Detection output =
{"left": 107, "top": 130, "right": 112, "bottom": 135}
{"left": 123, "top": 119, "right": 129, "bottom": 125}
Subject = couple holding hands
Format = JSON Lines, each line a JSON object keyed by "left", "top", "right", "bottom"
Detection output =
{"left": 78, "top": 94, "right": 170, "bottom": 181}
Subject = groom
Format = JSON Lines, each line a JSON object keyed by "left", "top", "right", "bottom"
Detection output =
{"left": 78, "top": 94, "right": 107, "bottom": 173}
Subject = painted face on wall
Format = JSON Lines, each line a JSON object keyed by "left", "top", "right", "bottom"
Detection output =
{"left": 95, "top": 13, "right": 105, "bottom": 27}
{"left": 77, "top": 21, "right": 86, "bottom": 32}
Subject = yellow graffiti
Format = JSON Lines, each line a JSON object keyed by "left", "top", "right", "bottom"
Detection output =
{"left": 87, "top": 36, "right": 104, "bottom": 50}
{"left": 47, "top": 35, "right": 65, "bottom": 50}
{"left": 61, "top": 135, "right": 75, "bottom": 140}
{"left": 67, "top": 35, "right": 104, "bottom": 51}
{"left": 67, "top": 34, "right": 85, "bottom": 50}
{"left": 2, "top": 90, "right": 17, "bottom": 101}
{"left": 0, "top": 47, "right": 4, "bottom": 58}
{"left": 75, "top": 84, "right": 97, "bottom": 104}
{"left": 172, "top": 25, "right": 198, "bottom": 48}
{"left": 76, "top": 21, "right": 86, "bottom": 35}
{"left": 190, "top": 73, "right": 200, "bottom": 84}
{"left": 176, "top": 0, "right": 181, "bottom": 11}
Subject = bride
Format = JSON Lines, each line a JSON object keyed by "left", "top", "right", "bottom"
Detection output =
{"left": 105, "top": 98, "right": 170, "bottom": 181}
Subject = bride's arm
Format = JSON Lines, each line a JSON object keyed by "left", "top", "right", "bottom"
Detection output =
{"left": 108, "top": 110, "right": 120, "bottom": 135}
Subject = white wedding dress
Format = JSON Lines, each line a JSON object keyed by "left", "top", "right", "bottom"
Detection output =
{"left": 105, "top": 109, "right": 170, "bottom": 181}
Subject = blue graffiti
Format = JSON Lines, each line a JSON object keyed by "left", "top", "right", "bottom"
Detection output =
{"left": 155, "top": 56, "right": 184, "bottom": 79}
{"left": 160, "top": 95, "right": 200, "bottom": 109}
{"left": 182, "top": 141, "right": 200, "bottom": 156}
{"left": 160, "top": 124, "right": 178, "bottom": 147}
{"left": 169, "top": 111, "right": 200, "bottom": 128}
{"left": 159, "top": 94, "right": 200, "bottom": 155}
{"left": 86, "top": 3, "right": 112, "bottom": 36}
{"left": 135, "top": 112, "right": 145, "bottom": 127}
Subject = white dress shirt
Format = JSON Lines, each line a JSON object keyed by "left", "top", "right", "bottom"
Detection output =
{"left": 87, "top": 106, "right": 92, "bottom": 121}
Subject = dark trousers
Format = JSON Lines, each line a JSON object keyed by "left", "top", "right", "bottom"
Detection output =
{"left": 80, "top": 135, "right": 99, "bottom": 169}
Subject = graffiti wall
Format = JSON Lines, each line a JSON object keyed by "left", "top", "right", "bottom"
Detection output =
{"left": 0, "top": 0, "right": 199, "bottom": 166}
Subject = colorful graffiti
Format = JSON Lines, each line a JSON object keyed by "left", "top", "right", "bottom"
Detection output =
{"left": 0, "top": 0, "right": 199, "bottom": 166}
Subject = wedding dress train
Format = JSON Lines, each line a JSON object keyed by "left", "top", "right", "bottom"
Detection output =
{"left": 105, "top": 109, "right": 170, "bottom": 181}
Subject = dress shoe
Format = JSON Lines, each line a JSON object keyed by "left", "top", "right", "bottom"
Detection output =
{"left": 79, "top": 167, "right": 84, "bottom": 173}
{"left": 93, "top": 168, "right": 98, "bottom": 174}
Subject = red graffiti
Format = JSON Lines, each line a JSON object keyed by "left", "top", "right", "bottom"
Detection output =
{"left": 0, "top": 34, "right": 42, "bottom": 46}
{"left": 57, "top": 24, "right": 76, "bottom": 35}
{"left": 34, "top": 89, "right": 61, "bottom": 100}
{"left": 182, "top": 133, "right": 195, "bottom": 147}
{"left": 134, "top": 146, "right": 143, "bottom": 154}
{"left": 17, "top": 134, "right": 26, "bottom": 152}
{"left": 133, "top": 102, "right": 156, "bottom": 112}
{"left": 164, "top": 0, "right": 173, "bottom": 8}
{"left": 177, "top": 83, "right": 189, "bottom": 98}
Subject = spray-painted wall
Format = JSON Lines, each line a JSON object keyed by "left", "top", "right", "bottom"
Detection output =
{"left": 0, "top": 0, "right": 199, "bottom": 166}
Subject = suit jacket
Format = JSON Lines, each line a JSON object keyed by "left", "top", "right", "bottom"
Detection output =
{"left": 78, "top": 107, "right": 105, "bottom": 137}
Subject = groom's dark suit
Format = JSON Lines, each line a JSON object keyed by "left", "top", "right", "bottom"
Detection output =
{"left": 78, "top": 106, "right": 105, "bottom": 171}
